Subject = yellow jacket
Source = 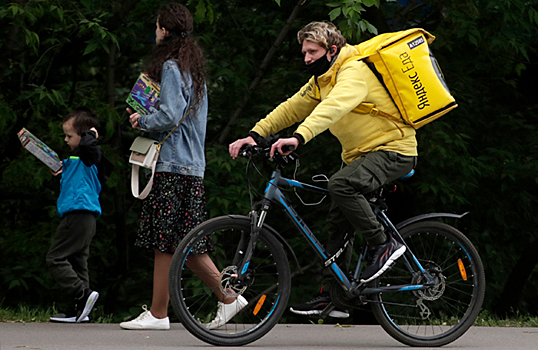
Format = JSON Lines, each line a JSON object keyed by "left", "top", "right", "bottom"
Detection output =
{"left": 251, "top": 44, "right": 418, "bottom": 164}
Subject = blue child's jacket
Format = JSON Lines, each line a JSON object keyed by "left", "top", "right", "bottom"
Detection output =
{"left": 57, "top": 130, "right": 112, "bottom": 218}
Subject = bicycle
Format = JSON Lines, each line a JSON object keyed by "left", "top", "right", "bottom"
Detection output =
{"left": 169, "top": 141, "right": 486, "bottom": 347}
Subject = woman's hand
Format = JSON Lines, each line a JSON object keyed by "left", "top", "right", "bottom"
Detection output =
{"left": 229, "top": 136, "right": 257, "bottom": 159}
{"left": 127, "top": 108, "right": 142, "bottom": 130}
{"left": 270, "top": 137, "right": 299, "bottom": 158}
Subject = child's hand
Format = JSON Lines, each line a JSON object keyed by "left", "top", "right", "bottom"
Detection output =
{"left": 51, "top": 163, "right": 63, "bottom": 176}
{"left": 90, "top": 127, "right": 99, "bottom": 139}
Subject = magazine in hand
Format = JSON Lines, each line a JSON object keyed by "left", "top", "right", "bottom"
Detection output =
{"left": 126, "top": 73, "right": 161, "bottom": 116}
{"left": 18, "top": 128, "right": 62, "bottom": 172}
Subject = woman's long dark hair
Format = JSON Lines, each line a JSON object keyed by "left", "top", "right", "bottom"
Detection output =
{"left": 147, "top": 3, "right": 206, "bottom": 106}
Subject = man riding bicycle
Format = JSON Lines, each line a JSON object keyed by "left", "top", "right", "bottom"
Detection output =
{"left": 229, "top": 21, "right": 417, "bottom": 318}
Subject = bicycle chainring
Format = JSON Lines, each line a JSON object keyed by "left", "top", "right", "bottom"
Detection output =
{"left": 329, "top": 281, "right": 366, "bottom": 310}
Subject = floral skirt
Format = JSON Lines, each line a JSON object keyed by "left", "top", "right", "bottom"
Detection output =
{"left": 135, "top": 172, "right": 210, "bottom": 254}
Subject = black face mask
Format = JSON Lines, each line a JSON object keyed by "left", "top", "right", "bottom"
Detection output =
{"left": 306, "top": 52, "right": 332, "bottom": 77}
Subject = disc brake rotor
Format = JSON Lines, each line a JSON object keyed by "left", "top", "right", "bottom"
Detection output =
{"left": 220, "top": 266, "right": 247, "bottom": 298}
{"left": 412, "top": 262, "right": 446, "bottom": 301}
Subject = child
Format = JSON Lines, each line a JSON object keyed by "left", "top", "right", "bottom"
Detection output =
{"left": 46, "top": 107, "right": 112, "bottom": 323}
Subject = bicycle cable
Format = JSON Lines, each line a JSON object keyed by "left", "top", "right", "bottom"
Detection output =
{"left": 244, "top": 144, "right": 328, "bottom": 208}
{"left": 245, "top": 157, "right": 264, "bottom": 208}
{"left": 291, "top": 158, "right": 329, "bottom": 206}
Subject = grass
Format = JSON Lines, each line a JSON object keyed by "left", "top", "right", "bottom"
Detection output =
{"left": 474, "top": 310, "right": 538, "bottom": 327}
{"left": 0, "top": 304, "right": 114, "bottom": 323}
{"left": 1, "top": 305, "right": 538, "bottom": 327}
{"left": 0, "top": 305, "right": 52, "bottom": 323}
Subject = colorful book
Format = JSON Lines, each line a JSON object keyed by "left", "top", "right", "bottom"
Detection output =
{"left": 126, "top": 73, "right": 161, "bottom": 116}
{"left": 18, "top": 128, "right": 62, "bottom": 172}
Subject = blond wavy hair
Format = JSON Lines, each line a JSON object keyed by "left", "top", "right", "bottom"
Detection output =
{"left": 297, "top": 21, "right": 347, "bottom": 50}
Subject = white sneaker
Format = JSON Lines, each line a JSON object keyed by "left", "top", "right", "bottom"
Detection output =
{"left": 119, "top": 305, "right": 170, "bottom": 330}
{"left": 206, "top": 295, "right": 248, "bottom": 330}
{"left": 77, "top": 290, "right": 99, "bottom": 323}
{"left": 50, "top": 314, "right": 89, "bottom": 323}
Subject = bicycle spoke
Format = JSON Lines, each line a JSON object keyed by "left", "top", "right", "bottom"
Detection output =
{"left": 371, "top": 221, "right": 485, "bottom": 347}
{"left": 169, "top": 216, "right": 291, "bottom": 346}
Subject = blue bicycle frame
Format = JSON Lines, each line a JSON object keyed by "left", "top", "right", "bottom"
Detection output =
{"left": 249, "top": 168, "right": 435, "bottom": 296}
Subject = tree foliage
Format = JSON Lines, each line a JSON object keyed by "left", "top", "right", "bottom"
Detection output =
{"left": 1, "top": 0, "right": 538, "bottom": 321}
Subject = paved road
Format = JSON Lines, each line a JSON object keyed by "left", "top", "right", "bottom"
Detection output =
{"left": 1, "top": 323, "right": 537, "bottom": 350}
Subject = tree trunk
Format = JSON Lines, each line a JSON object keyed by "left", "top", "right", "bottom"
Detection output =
{"left": 106, "top": 40, "right": 129, "bottom": 273}
{"left": 217, "top": 0, "right": 306, "bottom": 144}
{"left": 0, "top": 0, "right": 25, "bottom": 84}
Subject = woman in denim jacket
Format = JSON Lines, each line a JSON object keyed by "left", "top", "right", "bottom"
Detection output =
{"left": 120, "top": 3, "right": 247, "bottom": 330}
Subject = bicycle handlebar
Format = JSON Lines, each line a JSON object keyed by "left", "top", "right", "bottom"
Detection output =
{"left": 239, "top": 141, "right": 297, "bottom": 168}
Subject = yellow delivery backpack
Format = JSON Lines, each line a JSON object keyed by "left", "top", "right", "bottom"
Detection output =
{"left": 340, "top": 28, "right": 457, "bottom": 129}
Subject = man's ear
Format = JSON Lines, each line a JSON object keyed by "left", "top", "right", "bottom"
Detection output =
{"left": 329, "top": 45, "right": 337, "bottom": 56}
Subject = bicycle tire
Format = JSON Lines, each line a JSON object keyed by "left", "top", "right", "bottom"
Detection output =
{"left": 370, "top": 221, "right": 485, "bottom": 347}
{"left": 169, "top": 215, "right": 291, "bottom": 346}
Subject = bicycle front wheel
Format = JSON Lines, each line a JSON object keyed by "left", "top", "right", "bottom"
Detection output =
{"left": 370, "top": 221, "right": 485, "bottom": 347}
{"left": 169, "top": 215, "right": 291, "bottom": 346}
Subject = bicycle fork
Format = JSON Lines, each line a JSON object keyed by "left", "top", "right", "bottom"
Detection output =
{"left": 230, "top": 200, "right": 271, "bottom": 287}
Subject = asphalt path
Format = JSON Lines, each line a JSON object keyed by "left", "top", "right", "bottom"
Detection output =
{"left": 1, "top": 323, "right": 537, "bottom": 350}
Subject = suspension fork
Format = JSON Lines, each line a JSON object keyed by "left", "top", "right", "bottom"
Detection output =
{"left": 233, "top": 199, "right": 271, "bottom": 283}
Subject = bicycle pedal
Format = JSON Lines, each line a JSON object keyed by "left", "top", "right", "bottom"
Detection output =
{"left": 319, "top": 303, "right": 336, "bottom": 320}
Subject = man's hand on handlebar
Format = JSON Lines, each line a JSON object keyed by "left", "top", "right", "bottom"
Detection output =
{"left": 230, "top": 135, "right": 298, "bottom": 160}
{"left": 270, "top": 137, "right": 298, "bottom": 159}
{"left": 229, "top": 136, "right": 257, "bottom": 159}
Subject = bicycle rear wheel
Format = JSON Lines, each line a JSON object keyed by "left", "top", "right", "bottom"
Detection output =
{"left": 169, "top": 215, "right": 291, "bottom": 346}
{"left": 370, "top": 221, "right": 485, "bottom": 347}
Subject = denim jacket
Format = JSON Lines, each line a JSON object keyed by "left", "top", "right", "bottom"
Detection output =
{"left": 138, "top": 60, "right": 207, "bottom": 178}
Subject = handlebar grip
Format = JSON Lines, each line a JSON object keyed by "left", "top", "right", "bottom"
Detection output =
{"left": 281, "top": 145, "right": 295, "bottom": 153}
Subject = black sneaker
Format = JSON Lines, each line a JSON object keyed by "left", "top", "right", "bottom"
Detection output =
{"left": 50, "top": 307, "right": 89, "bottom": 323}
{"left": 360, "top": 236, "right": 406, "bottom": 283}
{"left": 75, "top": 289, "right": 99, "bottom": 323}
{"left": 289, "top": 291, "right": 349, "bottom": 318}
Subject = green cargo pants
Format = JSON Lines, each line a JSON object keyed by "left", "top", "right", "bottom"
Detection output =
{"left": 322, "top": 150, "right": 416, "bottom": 288}
{"left": 46, "top": 211, "right": 96, "bottom": 299}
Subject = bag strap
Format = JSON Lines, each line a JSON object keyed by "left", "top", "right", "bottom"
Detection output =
{"left": 157, "top": 106, "right": 193, "bottom": 148}
{"left": 132, "top": 106, "right": 193, "bottom": 200}
{"left": 353, "top": 103, "right": 404, "bottom": 137}
{"left": 131, "top": 148, "right": 158, "bottom": 199}
{"left": 331, "top": 56, "right": 405, "bottom": 137}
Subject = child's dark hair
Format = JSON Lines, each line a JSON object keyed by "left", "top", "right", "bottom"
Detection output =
{"left": 63, "top": 107, "right": 99, "bottom": 135}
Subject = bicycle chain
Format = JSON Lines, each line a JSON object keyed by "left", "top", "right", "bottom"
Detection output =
{"left": 328, "top": 275, "right": 410, "bottom": 310}
{"left": 329, "top": 281, "right": 370, "bottom": 312}
{"left": 328, "top": 280, "right": 432, "bottom": 321}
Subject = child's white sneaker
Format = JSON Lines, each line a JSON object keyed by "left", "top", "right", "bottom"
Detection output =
{"left": 76, "top": 289, "right": 99, "bottom": 323}
{"left": 206, "top": 295, "right": 248, "bottom": 330}
{"left": 119, "top": 305, "right": 170, "bottom": 330}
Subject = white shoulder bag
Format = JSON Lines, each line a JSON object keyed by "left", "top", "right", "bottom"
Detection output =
{"left": 129, "top": 107, "right": 192, "bottom": 199}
